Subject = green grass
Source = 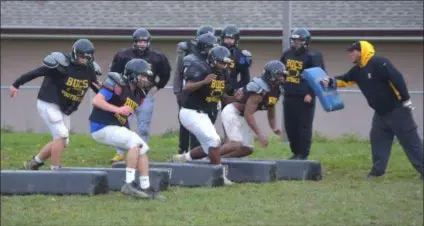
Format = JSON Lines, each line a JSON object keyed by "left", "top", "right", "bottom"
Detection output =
{"left": 1, "top": 131, "right": 423, "bottom": 226}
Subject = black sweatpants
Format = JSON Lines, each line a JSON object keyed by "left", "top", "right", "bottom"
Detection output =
{"left": 283, "top": 96, "right": 316, "bottom": 158}
{"left": 369, "top": 106, "right": 423, "bottom": 176}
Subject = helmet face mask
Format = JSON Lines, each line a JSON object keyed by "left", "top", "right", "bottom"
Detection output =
{"left": 289, "top": 28, "right": 311, "bottom": 54}
{"left": 134, "top": 40, "right": 149, "bottom": 52}
{"left": 207, "top": 46, "right": 232, "bottom": 73}
{"left": 262, "top": 60, "right": 287, "bottom": 86}
{"left": 290, "top": 37, "right": 306, "bottom": 51}
{"left": 213, "top": 56, "right": 232, "bottom": 70}
{"left": 132, "top": 28, "right": 151, "bottom": 54}
{"left": 74, "top": 51, "right": 94, "bottom": 66}
{"left": 137, "top": 71, "right": 154, "bottom": 90}
{"left": 71, "top": 39, "right": 95, "bottom": 66}
{"left": 123, "top": 59, "right": 154, "bottom": 90}
{"left": 220, "top": 24, "right": 240, "bottom": 50}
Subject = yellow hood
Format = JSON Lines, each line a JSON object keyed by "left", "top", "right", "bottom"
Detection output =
{"left": 359, "top": 40, "right": 375, "bottom": 67}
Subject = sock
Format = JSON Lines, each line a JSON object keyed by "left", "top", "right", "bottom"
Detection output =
{"left": 117, "top": 149, "right": 125, "bottom": 155}
{"left": 139, "top": 176, "right": 150, "bottom": 189}
{"left": 34, "top": 155, "right": 43, "bottom": 163}
{"left": 184, "top": 152, "right": 192, "bottom": 161}
{"left": 50, "top": 165, "right": 60, "bottom": 170}
{"left": 125, "top": 167, "right": 136, "bottom": 183}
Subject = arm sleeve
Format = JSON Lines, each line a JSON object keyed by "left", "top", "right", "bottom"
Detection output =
{"left": 172, "top": 51, "right": 185, "bottom": 94}
{"left": 310, "top": 52, "right": 327, "bottom": 72}
{"left": 99, "top": 88, "right": 114, "bottom": 101}
{"left": 155, "top": 54, "right": 172, "bottom": 90}
{"left": 109, "top": 52, "right": 126, "bottom": 74}
{"left": 382, "top": 58, "right": 410, "bottom": 101}
{"left": 237, "top": 65, "right": 251, "bottom": 88}
{"left": 332, "top": 67, "right": 357, "bottom": 88}
{"left": 12, "top": 66, "right": 53, "bottom": 88}
{"left": 307, "top": 52, "right": 327, "bottom": 95}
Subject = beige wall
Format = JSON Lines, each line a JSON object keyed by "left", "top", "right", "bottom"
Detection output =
{"left": 1, "top": 39, "right": 423, "bottom": 139}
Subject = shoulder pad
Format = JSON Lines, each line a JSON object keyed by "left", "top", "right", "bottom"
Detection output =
{"left": 93, "top": 61, "right": 102, "bottom": 76}
{"left": 246, "top": 77, "right": 270, "bottom": 94}
{"left": 42, "top": 52, "right": 70, "bottom": 68}
{"left": 102, "top": 72, "right": 126, "bottom": 91}
{"left": 239, "top": 50, "right": 252, "bottom": 66}
{"left": 177, "top": 41, "right": 188, "bottom": 53}
{"left": 241, "top": 50, "right": 252, "bottom": 57}
{"left": 183, "top": 54, "right": 199, "bottom": 67}
{"left": 183, "top": 61, "right": 206, "bottom": 81}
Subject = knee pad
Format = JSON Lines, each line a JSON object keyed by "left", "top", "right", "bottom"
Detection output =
{"left": 127, "top": 132, "right": 149, "bottom": 155}
{"left": 55, "top": 123, "right": 69, "bottom": 139}
{"left": 139, "top": 143, "right": 149, "bottom": 155}
{"left": 209, "top": 135, "right": 222, "bottom": 148}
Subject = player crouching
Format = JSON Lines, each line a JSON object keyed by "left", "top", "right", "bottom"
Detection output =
{"left": 220, "top": 60, "right": 286, "bottom": 157}
{"left": 89, "top": 59, "right": 165, "bottom": 200}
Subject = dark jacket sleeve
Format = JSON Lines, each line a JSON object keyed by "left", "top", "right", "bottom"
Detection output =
{"left": 155, "top": 53, "right": 172, "bottom": 90}
{"left": 237, "top": 64, "right": 251, "bottom": 89}
{"left": 306, "top": 51, "right": 327, "bottom": 95}
{"left": 309, "top": 51, "right": 327, "bottom": 72}
{"left": 12, "top": 66, "right": 53, "bottom": 88}
{"left": 331, "top": 66, "right": 357, "bottom": 88}
{"left": 172, "top": 47, "right": 185, "bottom": 94}
{"left": 109, "top": 51, "right": 127, "bottom": 74}
{"left": 380, "top": 57, "right": 410, "bottom": 102}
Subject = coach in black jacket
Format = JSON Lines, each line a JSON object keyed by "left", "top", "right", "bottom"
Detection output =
{"left": 322, "top": 40, "right": 423, "bottom": 180}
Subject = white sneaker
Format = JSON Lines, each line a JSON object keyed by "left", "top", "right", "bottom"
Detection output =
{"left": 171, "top": 154, "right": 187, "bottom": 163}
{"left": 223, "top": 175, "right": 234, "bottom": 186}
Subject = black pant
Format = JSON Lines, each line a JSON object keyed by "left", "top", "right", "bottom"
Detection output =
{"left": 369, "top": 107, "right": 423, "bottom": 176}
{"left": 176, "top": 95, "right": 218, "bottom": 152}
{"left": 283, "top": 96, "right": 316, "bottom": 158}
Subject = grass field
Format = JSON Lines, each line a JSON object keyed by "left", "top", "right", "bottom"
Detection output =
{"left": 1, "top": 130, "right": 423, "bottom": 226}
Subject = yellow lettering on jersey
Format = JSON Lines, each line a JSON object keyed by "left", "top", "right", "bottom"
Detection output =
{"left": 210, "top": 80, "right": 225, "bottom": 89}
{"left": 286, "top": 77, "right": 300, "bottom": 84}
{"left": 65, "top": 77, "right": 89, "bottom": 90}
{"left": 114, "top": 98, "right": 139, "bottom": 125}
{"left": 268, "top": 97, "right": 278, "bottom": 106}
{"left": 229, "top": 60, "right": 235, "bottom": 69}
{"left": 123, "top": 98, "right": 139, "bottom": 111}
{"left": 62, "top": 77, "right": 90, "bottom": 102}
{"left": 285, "top": 59, "right": 303, "bottom": 84}
{"left": 60, "top": 90, "right": 83, "bottom": 102}
{"left": 206, "top": 79, "right": 225, "bottom": 103}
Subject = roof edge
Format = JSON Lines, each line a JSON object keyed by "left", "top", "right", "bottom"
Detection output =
{"left": 1, "top": 26, "right": 423, "bottom": 31}
{"left": 1, "top": 27, "right": 423, "bottom": 41}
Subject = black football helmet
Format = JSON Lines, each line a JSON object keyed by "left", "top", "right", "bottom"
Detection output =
{"left": 132, "top": 28, "right": 151, "bottom": 55}
{"left": 290, "top": 28, "right": 311, "bottom": 54}
{"left": 196, "top": 33, "right": 218, "bottom": 58}
{"left": 123, "top": 59, "right": 154, "bottom": 90}
{"left": 207, "top": 46, "right": 232, "bottom": 72}
{"left": 71, "top": 39, "right": 95, "bottom": 66}
{"left": 261, "top": 60, "right": 287, "bottom": 86}
{"left": 196, "top": 25, "right": 215, "bottom": 38}
{"left": 220, "top": 24, "right": 240, "bottom": 50}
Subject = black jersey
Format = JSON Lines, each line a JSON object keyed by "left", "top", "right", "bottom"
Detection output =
{"left": 12, "top": 52, "right": 98, "bottom": 115}
{"left": 181, "top": 58, "right": 227, "bottom": 112}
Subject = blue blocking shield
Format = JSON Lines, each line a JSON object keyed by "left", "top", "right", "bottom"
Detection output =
{"left": 302, "top": 67, "right": 344, "bottom": 112}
